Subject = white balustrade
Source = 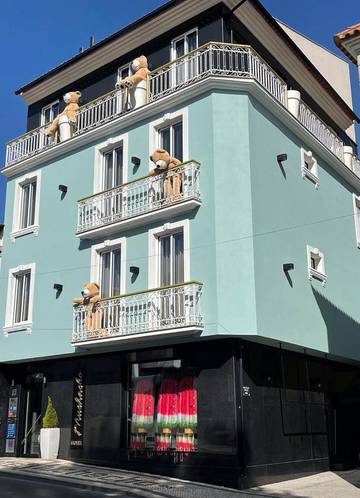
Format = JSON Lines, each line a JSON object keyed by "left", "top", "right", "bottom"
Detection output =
{"left": 72, "top": 282, "right": 203, "bottom": 343}
{"left": 77, "top": 161, "right": 200, "bottom": 234}
{"left": 298, "top": 101, "right": 344, "bottom": 161}
{"left": 6, "top": 43, "right": 360, "bottom": 182}
{"left": 352, "top": 156, "right": 360, "bottom": 177}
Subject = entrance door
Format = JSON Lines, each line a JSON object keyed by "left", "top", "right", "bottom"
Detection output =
{"left": 22, "top": 375, "right": 43, "bottom": 457}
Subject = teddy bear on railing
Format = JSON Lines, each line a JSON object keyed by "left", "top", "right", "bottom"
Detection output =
{"left": 73, "top": 282, "right": 104, "bottom": 335}
{"left": 45, "top": 91, "right": 81, "bottom": 141}
{"left": 150, "top": 148, "right": 182, "bottom": 202}
{"left": 116, "top": 55, "right": 149, "bottom": 111}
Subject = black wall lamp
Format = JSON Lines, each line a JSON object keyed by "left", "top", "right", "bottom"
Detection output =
{"left": 131, "top": 156, "right": 141, "bottom": 167}
{"left": 130, "top": 266, "right": 140, "bottom": 275}
{"left": 58, "top": 184, "right": 68, "bottom": 194}
{"left": 53, "top": 283, "right": 63, "bottom": 296}
{"left": 283, "top": 263, "right": 294, "bottom": 272}
{"left": 277, "top": 153, "right": 288, "bottom": 163}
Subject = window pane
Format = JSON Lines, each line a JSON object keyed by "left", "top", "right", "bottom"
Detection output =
{"left": 51, "top": 102, "right": 59, "bottom": 118}
{"left": 101, "top": 252, "right": 111, "bottom": 298}
{"left": 173, "top": 122, "right": 183, "bottom": 161}
{"left": 14, "top": 275, "right": 24, "bottom": 323}
{"left": 114, "top": 147, "right": 123, "bottom": 186}
{"left": 43, "top": 107, "right": 51, "bottom": 124}
{"left": 112, "top": 249, "right": 121, "bottom": 296}
{"left": 160, "top": 236, "right": 171, "bottom": 286}
{"left": 160, "top": 127, "right": 171, "bottom": 153}
{"left": 103, "top": 152, "right": 113, "bottom": 190}
{"left": 175, "top": 38, "right": 185, "bottom": 58}
{"left": 20, "top": 184, "right": 30, "bottom": 229}
{"left": 173, "top": 233, "right": 184, "bottom": 284}
{"left": 186, "top": 31, "right": 197, "bottom": 52}
{"left": 13, "top": 272, "right": 30, "bottom": 324}
{"left": 22, "top": 273, "right": 31, "bottom": 322}
{"left": 28, "top": 182, "right": 37, "bottom": 227}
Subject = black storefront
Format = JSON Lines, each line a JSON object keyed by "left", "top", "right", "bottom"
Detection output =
{"left": 1, "top": 338, "right": 360, "bottom": 489}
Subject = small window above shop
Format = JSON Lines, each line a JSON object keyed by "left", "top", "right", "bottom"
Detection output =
{"left": 301, "top": 148, "right": 319, "bottom": 189}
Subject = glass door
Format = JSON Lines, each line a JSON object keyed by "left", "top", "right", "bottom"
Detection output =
{"left": 22, "top": 376, "right": 43, "bottom": 457}
{"left": 100, "top": 248, "right": 122, "bottom": 334}
{"left": 102, "top": 146, "right": 123, "bottom": 222}
{"left": 171, "top": 30, "right": 198, "bottom": 87}
{"left": 159, "top": 231, "right": 184, "bottom": 326}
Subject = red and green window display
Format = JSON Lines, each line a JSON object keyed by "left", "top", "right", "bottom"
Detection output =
{"left": 129, "top": 361, "right": 198, "bottom": 452}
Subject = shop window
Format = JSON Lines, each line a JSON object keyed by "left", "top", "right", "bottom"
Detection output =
{"left": 129, "top": 360, "right": 198, "bottom": 453}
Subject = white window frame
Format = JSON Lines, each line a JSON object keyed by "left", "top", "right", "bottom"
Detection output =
{"left": 307, "top": 245, "right": 326, "bottom": 285}
{"left": 301, "top": 148, "right": 319, "bottom": 189}
{"left": 11, "top": 170, "right": 41, "bottom": 241}
{"left": 93, "top": 134, "right": 128, "bottom": 194}
{"left": 40, "top": 99, "right": 60, "bottom": 126}
{"left": 116, "top": 63, "right": 131, "bottom": 84}
{"left": 4, "top": 263, "right": 36, "bottom": 335}
{"left": 353, "top": 194, "right": 360, "bottom": 248}
{"left": 148, "top": 108, "right": 189, "bottom": 171}
{"left": 91, "top": 237, "right": 126, "bottom": 297}
{"left": 148, "top": 220, "right": 190, "bottom": 289}
{"left": 171, "top": 28, "right": 198, "bottom": 61}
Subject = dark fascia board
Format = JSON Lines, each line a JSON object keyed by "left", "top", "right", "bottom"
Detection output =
{"left": 245, "top": 0, "right": 358, "bottom": 122}
{"left": 15, "top": 0, "right": 181, "bottom": 96}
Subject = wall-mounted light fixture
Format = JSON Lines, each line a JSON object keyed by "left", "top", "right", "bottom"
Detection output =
{"left": 277, "top": 153, "right": 288, "bottom": 163}
{"left": 131, "top": 156, "right": 141, "bottom": 167}
{"left": 283, "top": 263, "right": 294, "bottom": 272}
{"left": 58, "top": 184, "right": 68, "bottom": 194}
{"left": 130, "top": 266, "right": 140, "bottom": 275}
{"left": 53, "top": 283, "right": 63, "bottom": 292}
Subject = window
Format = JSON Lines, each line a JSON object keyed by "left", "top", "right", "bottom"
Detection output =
{"left": 94, "top": 135, "right": 128, "bottom": 193}
{"left": 41, "top": 100, "right": 59, "bottom": 126}
{"left": 171, "top": 29, "right": 198, "bottom": 85}
{"left": 159, "top": 122, "right": 183, "bottom": 162}
{"left": 117, "top": 63, "right": 131, "bottom": 83}
{"left": 353, "top": 194, "right": 360, "bottom": 248}
{"left": 148, "top": 220, "right": 190, "bottom": 289}
{"left": 149, "top": 109, "right": 188, "bottom": 166}
{"left": 129, "top": 359, "right": 198, "bottom": 453}
{"left": 307, "top": 245, "right": 326, "bottom": 284}
{"left": 4, "top": 263, "right": 35, "bottom": 334}
{"left": 11, "top": 171, "right": 41, "bottom": 240}
{"left": 301, "top": 148, "right": 319, "bottom": 188}
{"left": 91, "top": 238, "right": 126, "bottom": 299}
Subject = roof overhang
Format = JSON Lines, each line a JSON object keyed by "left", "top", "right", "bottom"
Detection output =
{"left": 334, "top": 26, "right": 360, "bottom": 65}
{"left": 15, "top": 0, "right": 358, "bottom": 131}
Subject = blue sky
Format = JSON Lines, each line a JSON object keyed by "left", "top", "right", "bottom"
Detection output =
{"left": 0, "top": 0, "right": 359, "bottom": 223}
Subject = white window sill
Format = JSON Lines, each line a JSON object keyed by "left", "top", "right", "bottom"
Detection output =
{"left": 301, "top": 167, "right": 319, "bottom": 189}
{"left": 308, "top": 267, "right": 327, "bottom": 286}
{"left": 3, "top": 322, "right": 32, "bottom": 336}
{"left": 10, "top": 225, "right": 39, "bottom": 241}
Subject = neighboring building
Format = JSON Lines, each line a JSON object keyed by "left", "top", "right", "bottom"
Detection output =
{"left": 1, "top": 0, "right": 360, "bottom": 489}
{"left": 334, "top": 22, "right": 360, "bottom": 82}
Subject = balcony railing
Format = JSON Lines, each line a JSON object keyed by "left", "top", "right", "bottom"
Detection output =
{"left": 72, "top": 282, "right": 203, "bottom": 344}
{"left": 77, "top": 160, "right": 201, "bottom": 235}
{"left": 298, "top": 101, "right": 344, "bottom": 161}
{"left": 5, "top": 42, "right": 360, "bottom": 181}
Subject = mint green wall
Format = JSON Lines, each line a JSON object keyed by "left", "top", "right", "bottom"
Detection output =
{"left": 1, "top": 89, "right": 359, "bottom": 363}
{"left": 249, "top": 96, "right": 360, "bottom": 361}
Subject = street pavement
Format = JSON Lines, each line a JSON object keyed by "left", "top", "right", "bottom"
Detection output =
{"left": 1, "top": 458, "right": 360, "bottom": 497}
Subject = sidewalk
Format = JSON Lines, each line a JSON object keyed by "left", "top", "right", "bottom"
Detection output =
{"left": 0, "top": 458, "right": 360, "bottom": 497}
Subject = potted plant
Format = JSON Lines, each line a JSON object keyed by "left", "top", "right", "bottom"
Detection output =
{"left": 40, "top": 396, "right": 60, "bottom": 460}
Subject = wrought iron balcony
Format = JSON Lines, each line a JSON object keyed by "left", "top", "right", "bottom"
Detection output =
{"left": 77, "top": 160, "right": 201, "bottom": 238}
{"left": 5, "top": 42, "right": 360, "bottom": 181}
{"left": 72, "top": 281, "right": 203, "bottom": 345}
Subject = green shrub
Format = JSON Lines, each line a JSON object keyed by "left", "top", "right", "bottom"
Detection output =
{"left": 42, "top": 396, "right": 59, "bottom": 428}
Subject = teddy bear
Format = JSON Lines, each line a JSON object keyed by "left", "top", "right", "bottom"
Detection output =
{"left": 150, "top": 149, "right": 182, "bottom": 201}
{"left": 116, "top": 56, "right": 149, "bottom": 110}
{"left": 45, "top": 91, "right": 81, "bottom": 137}
{"left": 73, "top": 282, "right": 103, "bottom": 335}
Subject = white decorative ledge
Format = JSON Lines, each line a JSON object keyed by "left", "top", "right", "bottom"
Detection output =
{"left": 10, "top": 225, "right": 39, "bottom": 242}
{"left": 3, "top": 322, "right": 32, "bottom": 336}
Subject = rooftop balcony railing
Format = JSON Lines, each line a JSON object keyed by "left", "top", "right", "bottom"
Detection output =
{"left": 77, "top": 160, "right": 201, "bottom": 238}
{"left": 5, "top": 42, "right": 360, "bottom": 180}
{"left": 72, "top": 281, "right": 203, "bottom": 345}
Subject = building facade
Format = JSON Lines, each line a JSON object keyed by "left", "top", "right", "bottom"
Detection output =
{"left": 1, "top": 0, "right": 360, "bottom": 489}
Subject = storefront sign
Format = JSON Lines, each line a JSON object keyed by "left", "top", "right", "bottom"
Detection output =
{"left": 70, "top": 371, "right": 85, "bottom": 448}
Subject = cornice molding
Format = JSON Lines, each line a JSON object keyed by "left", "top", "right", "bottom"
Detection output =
{"left": 4, "top": 76, "right": 360, "bottom": 194}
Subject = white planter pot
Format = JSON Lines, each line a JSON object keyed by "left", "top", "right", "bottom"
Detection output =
{"left": 287, "top": 90, "right": 301, "bottom": 119}
{"left": 40, "top": 428, "right": 60, "bottom": 460}
{"left": 343, "top": 145, "right": 354, "bottom": 169}
{"left": 58, "top": 115, "right": 72, "bottom": 142}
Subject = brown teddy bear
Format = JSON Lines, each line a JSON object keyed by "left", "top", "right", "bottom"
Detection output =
{"left": 116, "top": 56, "right": 149, "bottom": 110}
{"left": 150, "top": 149, "right": 182, "bottom": 201}
{"left": 45, "top": 91, "right": 81, "bottom": 137}
{"left": 73, "top": 282, "right": 103, "bottom": 334}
